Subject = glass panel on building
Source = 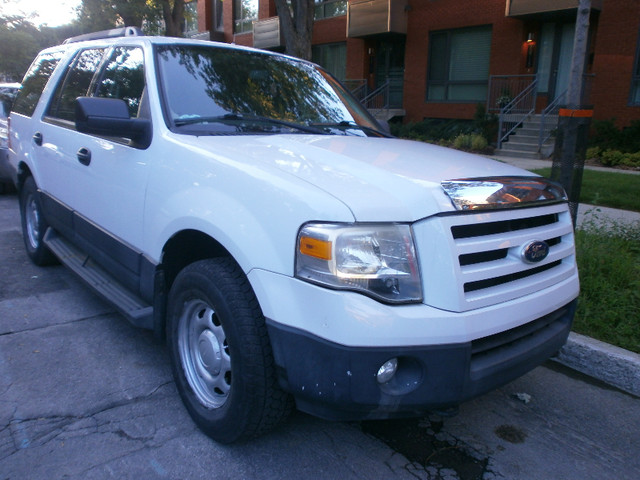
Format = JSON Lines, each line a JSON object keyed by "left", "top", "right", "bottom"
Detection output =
{"left": 234, "top": 0, "right": 258, "bottom": 34}
{"left": 427, "top": 26, "right": 492, "bottom": 102}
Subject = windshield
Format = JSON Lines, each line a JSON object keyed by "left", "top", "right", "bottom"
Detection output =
{"left": 155, "top": 44, "right": 383, "bottom": 136}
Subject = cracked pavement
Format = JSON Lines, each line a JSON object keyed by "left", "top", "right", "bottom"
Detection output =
{"left": 0, "top": 194, "right": 424, "bottom": 480}
{"left": 1, "top": 193, "right": 639, "bottom": 480}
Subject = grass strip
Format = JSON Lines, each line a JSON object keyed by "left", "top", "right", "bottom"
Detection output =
{"left": 573, "top": 213, "right": 640, "bottom": 354}
{"left": 530, "top": 168, "right": 640, "bottom": 212}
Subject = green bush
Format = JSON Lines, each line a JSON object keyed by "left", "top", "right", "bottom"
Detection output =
{"left": 590, "top": 148, "right": 640, "bottom": 168}
{"left": 589, "top": 119, "right": 640, "bottom": 153}
{"left": 450, "top": 133, "right": 488, "bottom": 153}
{"left": 470, "top": 134, "right": 488, "bottom": 151}
{"left": 600, "top": 149, "right": 625, "bottom": 167}
{"left": 586, "top": 146, "right": 601, "bottom": 160}
{"left": 390, "top": 118, "right": 475, "bottom": 143}
{"left": 453, "top": 133, "right": 472, "bottom": 150}
{"left": 473, "top": 103, "right": 498, "bottom": 145}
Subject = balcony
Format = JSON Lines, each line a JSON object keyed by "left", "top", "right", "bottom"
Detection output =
{"left": 347, "top": 0, "right": 408, "bottom": 38}
{"left": 506, "top": 0, "right": 602, "bottom": 18}
{"left": 253, "top": 17, "right": 284, "bottom": 50}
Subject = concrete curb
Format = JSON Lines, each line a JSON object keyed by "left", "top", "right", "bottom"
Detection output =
{"left": 553, "top": 332, "right": 640, "bottom": 397}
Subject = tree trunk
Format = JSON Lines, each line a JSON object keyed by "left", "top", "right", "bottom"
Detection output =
{"left": 160, "top": 0, "right": 185, "bottom": 37}
{"left": 273, "top": 0, "right": 315, "bottom": 60}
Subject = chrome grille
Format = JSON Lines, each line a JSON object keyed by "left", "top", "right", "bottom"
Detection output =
{"left": 414, "top": 203, "right": 577, "bottom": 312}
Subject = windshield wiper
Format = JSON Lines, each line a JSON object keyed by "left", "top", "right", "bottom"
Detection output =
{"left": 174, "top": 113, "right": 325, "bottom": 134}
{"left": 310, "top": 121, "right": 391, "bottom": 137}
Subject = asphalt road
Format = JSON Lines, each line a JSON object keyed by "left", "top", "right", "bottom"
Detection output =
{"left": 1, "top": 193, "right": 639, "bottom": 480}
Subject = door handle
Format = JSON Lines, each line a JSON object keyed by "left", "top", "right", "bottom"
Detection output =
{"left": 77, "top": 147, "right": 91, "bottom": 166}
{"left": 33, "top": 132, "right": 43, "bottom": 146}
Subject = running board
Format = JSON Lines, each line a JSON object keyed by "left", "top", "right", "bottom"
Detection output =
{"left": 43, "top": 228, "right": 153, "bottom": 329}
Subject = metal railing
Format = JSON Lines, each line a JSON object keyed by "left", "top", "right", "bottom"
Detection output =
{"left": 487, "top": 75, "right": 537, "bottom": 114}
{"left": 537, "top": 74, "right": 594, "bottom": 153}
{"left": 362, "top": 79, "right": 390, "bottom": 118}
{"left": 344, "top": 79, "right": 369, "bottom": 102}
{"left": 497, "top": 78, "right": 538, "bottom": 149}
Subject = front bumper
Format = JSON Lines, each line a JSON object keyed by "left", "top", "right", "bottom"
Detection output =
{"left": 267, "top": 300, "right": 576, "bottom": 421}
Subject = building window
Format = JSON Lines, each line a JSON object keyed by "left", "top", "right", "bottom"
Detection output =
{"left": 234, "top": 0, "right": 258, "bottom": 34}
{"left": 427, "top": 26, "right": 492, "bottom": 102}
{"left": 312, "top": 42, "right": 347, "bottom": 81}
{"left": 631, "top": 28, "right": 640, "bottom": 105}
{"left": 184, "top": 0, "right": 199, "bottom": 37}
{"left": 314, "top": 0, "right": 347, "bottom": 20}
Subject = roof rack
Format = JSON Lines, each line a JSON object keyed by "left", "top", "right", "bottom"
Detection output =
{"left": 63, "top": 26, "right": 143, "bottom": 44}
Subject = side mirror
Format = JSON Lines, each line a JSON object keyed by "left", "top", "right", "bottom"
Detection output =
{"left": 75, "top": 97, "right": 152, "bottom": 149}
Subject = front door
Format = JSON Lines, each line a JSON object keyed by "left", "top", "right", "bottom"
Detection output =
{"left": 375, "top": 38, "right": 405, "bottom": 108}
{"left": 537, "top": 22, "right": 576, "bottom": 101}
{"left": 36, "top": 45, "right": 149, "bottom": 252}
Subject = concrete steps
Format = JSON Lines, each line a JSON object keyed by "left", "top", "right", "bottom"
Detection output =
{"left": 496, "top": 114, "right": 557, "bottom": 159}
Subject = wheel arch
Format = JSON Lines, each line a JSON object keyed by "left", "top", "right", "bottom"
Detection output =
{"left": 161, "top": 229, "right": 238, "bottom": 290}
{"left": 154, "top": 229, "right": 244, "bottom": 340}
{"left": 16, "top": 162, "right": 34, "bottom": 192}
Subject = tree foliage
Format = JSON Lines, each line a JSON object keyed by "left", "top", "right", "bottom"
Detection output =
{"left": 0, "top": 1, "right": 188, "bottom": 80}
{"left": 0, "top": 15, "right": 79, "bottom": 81}
{"left": 74, "top": 0, "right": 186, "bottom": 37}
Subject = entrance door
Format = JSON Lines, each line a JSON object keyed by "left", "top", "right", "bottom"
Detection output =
{"left": 537, "top": 22, "right": 575, "bottom": 101}
{"left": 375, "top": 38, "right": 405, "bottom": 107}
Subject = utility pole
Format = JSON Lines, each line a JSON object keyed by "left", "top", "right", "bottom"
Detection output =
{"left": 551, "top": 0, "right": 592, "bottom": 226}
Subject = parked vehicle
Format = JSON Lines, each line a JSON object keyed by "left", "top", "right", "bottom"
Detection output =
{"left": 8, "top": 28, "right": 579, "bottom": 443}
{"left": 0, "top": 82, "right": 21, "bottom": 193}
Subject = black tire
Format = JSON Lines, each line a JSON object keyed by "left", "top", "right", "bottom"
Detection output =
{"left": 19, "top": 176, "right": 57, "bottom": 266}
{"left": 167, "top": 258, "right": 292, "bottom": 443}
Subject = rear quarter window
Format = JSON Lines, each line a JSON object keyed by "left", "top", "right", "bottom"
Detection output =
{"left": 11, "top": 51, "right": 64, "bottom": 117}
{"left": 46, "top": 48, "right": 106, "bottom": 122}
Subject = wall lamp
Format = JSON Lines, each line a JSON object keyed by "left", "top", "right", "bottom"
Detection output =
{"left": 525, "top": 33, "right": 536, "bottom": 68}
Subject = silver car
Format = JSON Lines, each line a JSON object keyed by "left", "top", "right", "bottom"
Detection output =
{"left": 0, "top": 82, "right": 21, "bottom": 193}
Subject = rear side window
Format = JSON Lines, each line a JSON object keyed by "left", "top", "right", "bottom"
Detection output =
{"left": 11, "top": 51, "right": 64, "bottom": 117}
{"left": 47, "top": 48, "right": 106, "bottom": 122}
{"left": 95, "top": 47, "right": 146, "bottom": 118}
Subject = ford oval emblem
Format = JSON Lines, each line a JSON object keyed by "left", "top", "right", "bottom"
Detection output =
{"left": 521, "top": 240, "right": 550, "bottom": 264}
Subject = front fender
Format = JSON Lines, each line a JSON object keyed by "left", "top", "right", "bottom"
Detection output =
{"left": 144, "top": 143, "right": 355, "bottom": 275}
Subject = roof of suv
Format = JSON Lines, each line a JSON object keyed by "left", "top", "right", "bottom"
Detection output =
{"left": 57, "top": 27, "right": 290, "bottom": 60}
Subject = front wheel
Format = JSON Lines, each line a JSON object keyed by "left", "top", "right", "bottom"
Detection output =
{"left": 19, "top": 176, "right": 57, "bottom": 266}
{"left": 167, "top": 258, "right": 291, "bottom": 443}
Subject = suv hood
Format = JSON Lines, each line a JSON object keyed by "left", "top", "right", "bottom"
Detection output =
{"left": 189, "top": 134, "right": 533, "bottom": 222}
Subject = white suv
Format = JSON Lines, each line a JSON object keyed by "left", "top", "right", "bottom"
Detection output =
{"left": 9, "top": 29, "right": 579, "bottom": 443}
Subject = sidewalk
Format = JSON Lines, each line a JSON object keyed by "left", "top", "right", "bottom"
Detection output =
{"left": 489, "top": 154, "right": 640, "bottom": 176}
{"left": 492, "top": 154, "right": 640, "bottom": 397}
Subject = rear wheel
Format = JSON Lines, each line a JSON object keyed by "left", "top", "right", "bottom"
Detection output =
{"left": 167, "top": 258, "right": 291, "bottom": 443}
{"left": 19, "top": 176, "right": 57, "bottom": 266}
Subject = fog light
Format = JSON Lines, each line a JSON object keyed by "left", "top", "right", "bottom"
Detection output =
{"left": 376, "top": 358, "right": 398, "bottom": 384}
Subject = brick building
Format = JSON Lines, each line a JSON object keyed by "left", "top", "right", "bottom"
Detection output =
{"left": 194, "top": 0, "right": 640, "bottom": 132}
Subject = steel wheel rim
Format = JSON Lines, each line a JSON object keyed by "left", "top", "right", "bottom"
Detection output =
{"left": 178, "top": 299, "right": 231, "bottom": 409}
{"left": 25, "top": 194, "right": 41, "bottom": 250}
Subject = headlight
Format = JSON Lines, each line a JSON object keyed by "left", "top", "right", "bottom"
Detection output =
{"left": 295, "top": 223, "right": 422, "bottom": 303}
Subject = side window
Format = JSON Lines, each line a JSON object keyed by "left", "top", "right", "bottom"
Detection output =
{"left": 95, "top": 47, "right": 146, "bottom": 118}
{"left": 47, "top": 48, "right": 106, "bottom": 122}
{"left": 11, "top": 51, "right": 64, "bottom": 117}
